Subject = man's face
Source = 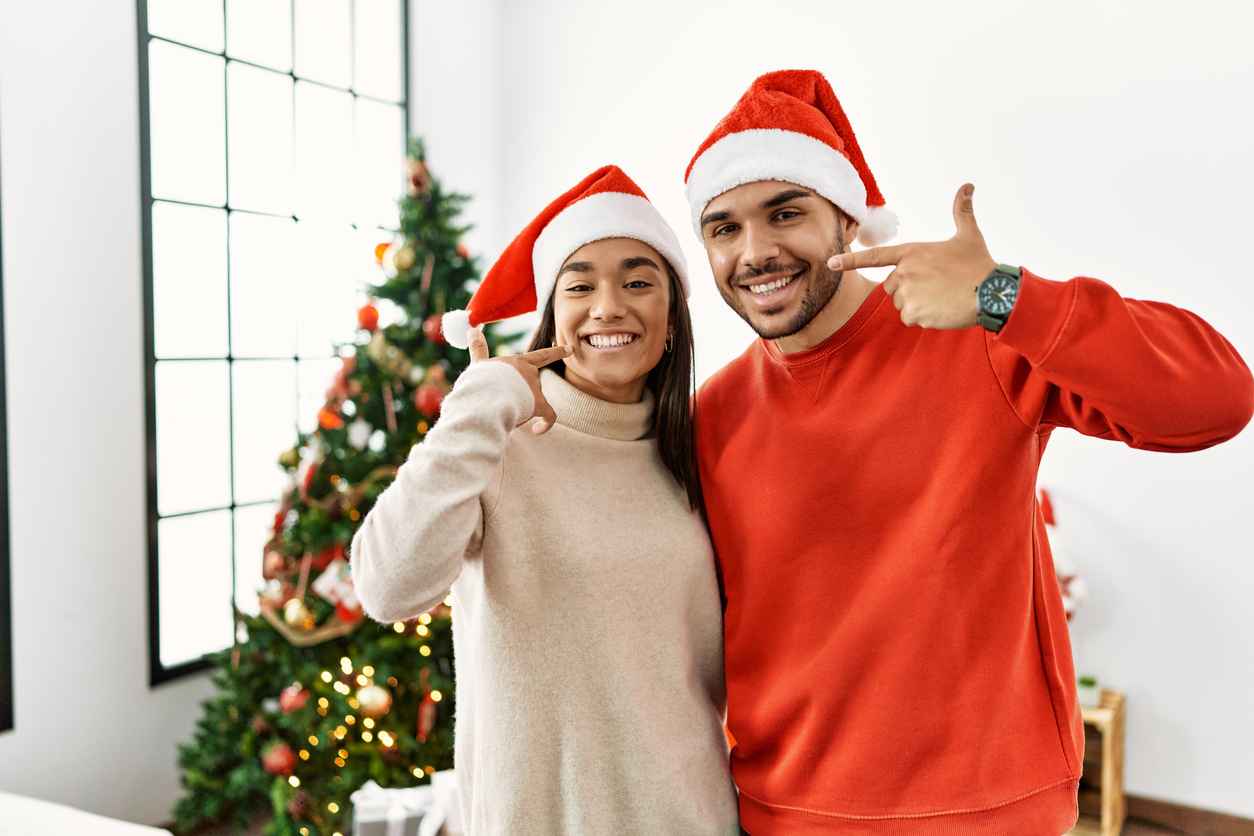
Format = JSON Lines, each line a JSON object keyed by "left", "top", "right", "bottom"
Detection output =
{"left": 699, "top": 180, "right": 851, "bottom": 340}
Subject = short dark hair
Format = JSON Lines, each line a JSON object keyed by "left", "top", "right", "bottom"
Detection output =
{"left": 526, "top": 261, "right": 703, "bottom": 511}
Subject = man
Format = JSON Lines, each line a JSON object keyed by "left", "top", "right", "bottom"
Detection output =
{"left": 686, "top": 69, "right": 1253, "bottom": 835}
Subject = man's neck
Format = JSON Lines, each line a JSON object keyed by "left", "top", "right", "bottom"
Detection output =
{"left": 772, "top": 271, "right": 876, "bottom": 354}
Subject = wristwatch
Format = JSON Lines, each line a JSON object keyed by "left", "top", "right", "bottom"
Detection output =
{"left": 976, "top": 264, "right": 1021, "bottom": 332}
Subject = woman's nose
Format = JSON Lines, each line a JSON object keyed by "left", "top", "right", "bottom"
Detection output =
{"left": 590, "top": 288, "right": 627, "bottom": 320}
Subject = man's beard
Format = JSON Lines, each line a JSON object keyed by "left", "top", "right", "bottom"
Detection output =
{"left": 727, "top": 255, "right": 844, "bottom": 340}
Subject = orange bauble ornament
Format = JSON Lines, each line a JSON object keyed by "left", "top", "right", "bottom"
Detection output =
{"left": 357, "top": 302, "right": 379, "bottom": 332}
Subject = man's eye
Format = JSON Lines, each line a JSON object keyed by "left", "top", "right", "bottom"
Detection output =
{"left": 712, "top": 223, "right": 737, "bottom": 237}
{"left": 774, "top": 209, "right": 800, "bottom": 221}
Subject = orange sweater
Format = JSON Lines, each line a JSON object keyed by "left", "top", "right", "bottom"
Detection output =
{"left": 695, "top": 269, "right": 1253, "bottom": 835}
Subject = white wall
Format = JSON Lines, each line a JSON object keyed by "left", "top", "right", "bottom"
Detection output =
{"left": 495, "top": 0, "right": 1254, "bottom": 819}
{"left": 410, "top": 0, "right": 505, "bottom": 259}
{"left": 0, "top": 0, "right": 219, "bottom": 824}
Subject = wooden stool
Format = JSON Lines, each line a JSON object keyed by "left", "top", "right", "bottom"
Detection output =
{"left": 1067, "top": 688, "right": 1126, "bottom": 836}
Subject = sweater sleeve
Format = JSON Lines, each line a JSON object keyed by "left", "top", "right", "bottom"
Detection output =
{"left": 986, "top": 268, "right": 1254, "bottom": 451}
{"left": 348, "top": 361, "right": 535, "bottom": 623}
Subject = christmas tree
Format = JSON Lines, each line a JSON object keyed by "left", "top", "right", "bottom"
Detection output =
{"left": 174, "top": 138, "right": 513, "bottom": 836}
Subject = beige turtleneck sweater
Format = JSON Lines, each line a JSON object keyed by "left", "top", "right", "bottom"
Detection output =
{"left": 348, "top": 361, "right": 739, "bottom": 835}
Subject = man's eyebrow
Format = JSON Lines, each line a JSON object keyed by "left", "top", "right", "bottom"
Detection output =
{"left": 557, "top": 261, "right": 594, "bottom": 277}
{"left": 621, "top": 256, "right": 661, "bottom": 272}
{"left": 700, "top": 209, "right": 731, "bottom": 228}
{"left": 763, "top": 189, "right": 813, "bottom": 209}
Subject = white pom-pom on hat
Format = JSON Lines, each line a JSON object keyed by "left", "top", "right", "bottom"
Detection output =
{"left": 856, "top": 205, "right": 899, "bottom": 246}
{"left": 442, "top": 308, "right": 471, "bottom": 350}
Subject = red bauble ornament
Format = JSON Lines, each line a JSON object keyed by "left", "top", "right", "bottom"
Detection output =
{"left": 260, "top": 741, "right": 296, "bottom": 776}
{"left": 358, "top": 302, "right": 380, "bottom": 332}
{"left": 336, "top": 601, "right": 364, "bottom": 623}
{"left": 423, "top": 314, "right": 445, "bottom": 346}
{"left": 287, "top": 789, "right": 311, "bottom": 820}
{"left": 262, "top": 550, "right": 286, "bottom": 580}
{"left": 318, "top": 407, "right": 345, "bottom": 430}
{"left": 414, "top": 383, "right": 444, "bottom": 418}
{"left": 279, "top": 683, "right": 310, "bottom": 714}
{"left": 311, "top": 542, "right": 344, "bottom": 572}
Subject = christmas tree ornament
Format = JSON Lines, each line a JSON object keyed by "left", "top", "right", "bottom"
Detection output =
{"left": 250, "top": 714, "right": 270, "bottom": 736}
{"left": 423, "top": 313, "right": 446, "bottom": 346}
{"left": 277, "top": 447, "right": 300, "bottom": 469}
{"left": 262, "top": 550, "right": 287, "bottom": 580}
{"left": 283, "top": 597, "right": 315, "bottom": 631}
{"left": 414, "top": 383, "right": 444, "bottom": 418}
{"left": 456, "top": 242, "right": 470, "bottom": 260}
{"left": 356, "top": 684, "right": 393, "bottom": 718}
{"left": 407, "top": 364, "right": 427, "bottom": 386}
{"left": 393, "top": 245, "right": 417, "bottom": 272}
{"left": 347, "top": 418, "right": 372, "bottom": 450}
{"left": 286, "top": 788, "right": 311, "bottom": 819}
{"left": 407, "top": 157, "right": 431, "bottom": 196}
{"left": 357, "top": 301, "right": 379, "bottom": 332}
{"left": 318, "top": 406, "right": 345, "bottom": 431}
{"left": 260, "top": 741, "right": 296, "bottom": 776}
{"left": 279, "top": 683, "right": 310, "bottom": 714}
{"left": 417, "top": 668, "right": 437, "bottom": 742}
{"left": 374, "top": 241, "right": 390, "bottom": 265}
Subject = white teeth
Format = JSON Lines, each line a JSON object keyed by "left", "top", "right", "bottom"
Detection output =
{"left": 586, "top": 333, "right": 637, "bottom": 348}
{"left": 747, "top": 274, "right": 796, "bottom": 295}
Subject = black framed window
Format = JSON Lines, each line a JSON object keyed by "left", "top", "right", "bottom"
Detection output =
{"left": 0, "top": 122, "right": 12, "bottom": 732}
{"left": 137, "top": 0, "right": 410, "bottom": 685}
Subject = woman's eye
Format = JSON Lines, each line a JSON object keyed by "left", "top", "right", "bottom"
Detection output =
{"left": 566, "top": 284, "right": 592, "bottom": 293}
{"left": 626, "top": 279, "right": 652, "bottom": 289}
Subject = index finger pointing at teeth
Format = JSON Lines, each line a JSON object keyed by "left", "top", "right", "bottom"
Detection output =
{"left": 521, "top": 344, "right": 573, "bottom": 367}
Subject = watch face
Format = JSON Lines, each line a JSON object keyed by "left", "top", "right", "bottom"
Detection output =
{"left": 979, "top": 274, "right": 1018, "bottom": 317}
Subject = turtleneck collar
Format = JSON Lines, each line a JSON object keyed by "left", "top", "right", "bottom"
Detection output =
{"left": 538, "top": 369, "right": 655, "bottom": 441}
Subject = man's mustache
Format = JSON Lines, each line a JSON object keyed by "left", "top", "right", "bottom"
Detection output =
{"left": 732, "top": 260, "right": 810, "bottom": 285}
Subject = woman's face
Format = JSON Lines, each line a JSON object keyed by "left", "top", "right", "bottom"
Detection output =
{"left": 551, "top": 237, "right": 672, "bottom": 404}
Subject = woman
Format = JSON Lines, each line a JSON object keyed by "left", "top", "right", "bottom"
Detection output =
{"left": 349, "top": 166, "right": 740, "bottom": 834}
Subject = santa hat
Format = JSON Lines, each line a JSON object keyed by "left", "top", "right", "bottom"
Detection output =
{"left": 441, "top": 165, "right": 688, "bottom": 349}
{"left": 684, "top": 69, "right": 897, "bottom": 246}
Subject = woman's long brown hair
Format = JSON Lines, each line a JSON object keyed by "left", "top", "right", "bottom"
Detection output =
{"left": 525, "top": 261, "right": 703, "bottom": 511}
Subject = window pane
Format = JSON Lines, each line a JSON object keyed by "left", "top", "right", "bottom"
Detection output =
{"left": 147, "top": 0, "right": 224, "bottom": 53}
{"left": 234, "top": 502, "right": 279, "bottom": 617}
{"left": 295, "top": 221, "right": 361, "bottom": 358}
{"left": 353, "top": 0, "right": 403, "bottom": 102}
{"left": 226, "top": 0, "right": 292, "bottom": 71}
{"left": 297, "top": 357, "right": 344, "bottom": 435}
{"left": 227, "top": 63, "right": 294, "bottom": 215}
{"left": 229, "top": 213, "right": 297, "bottom": 357}
{"left": 294, "top": 82, "right": 354, "bottom": 222}
{"left": 354, "top": 99, "right": 404, "bottom": 228}
{"left": 156, "top": 360, "right": 231, "bottom": 515}
{"left": 158, "top": 510, "right": 233, "bottom": 668}
{"left": 149, "top": 41, "right": 226, "bottom": 205}
{"left": 152, "top": 202, "right": 228, "bottom": 359}
{"left": 233, "top": 361, "right": 297, "bottom": 505}
{"left": 293, "top": 0, "right": 351, "bottom": 88}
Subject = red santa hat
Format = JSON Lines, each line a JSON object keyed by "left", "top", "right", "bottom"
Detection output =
{"left": 684, "top": 69, "right": 897, "bottom": 246}
{"left": 441, "top": 165, "right": 689, "bottom": 349}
